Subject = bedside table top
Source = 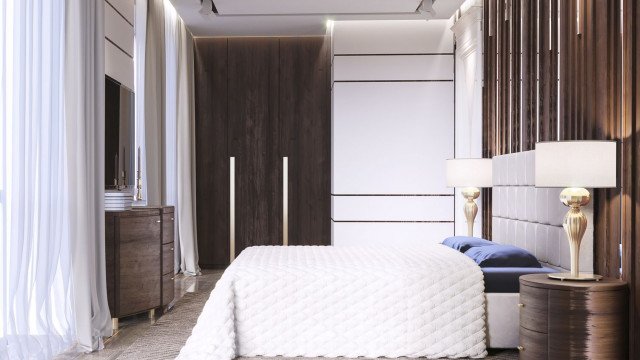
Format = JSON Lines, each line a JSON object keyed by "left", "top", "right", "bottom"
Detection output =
{"left": 520, "top": 273, "right": 627, "bottom": 291}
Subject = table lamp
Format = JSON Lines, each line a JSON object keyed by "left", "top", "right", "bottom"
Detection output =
{"left": 446, "top": 158, "right": 493, "bottom": 237}
{"left": 535, "top": 141, "right": 616, "bottom": 281}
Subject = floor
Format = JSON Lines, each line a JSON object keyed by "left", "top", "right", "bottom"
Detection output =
{"left": 55, "top": 269, "right": 223, "bottom": 360}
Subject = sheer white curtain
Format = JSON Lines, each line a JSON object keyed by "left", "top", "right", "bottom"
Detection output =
{"left": 0, "top": 0, "right": 111, "bottom": 358}
{"left": 64, "top": 0, "right": 113, "bottom": 351}
{"left": 154, "top": 0, "right": 200, "bottom": 275}
{"left": 0, "top": 0, "right": 74, "bottom": 358}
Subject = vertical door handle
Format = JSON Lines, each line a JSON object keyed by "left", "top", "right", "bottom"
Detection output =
{"left": 283, "top": 157, "right": 288, "bottom": 246}
{"left": 230, "top": 157, "right": 235, "bottom": 262}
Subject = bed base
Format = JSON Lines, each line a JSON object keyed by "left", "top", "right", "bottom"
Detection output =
{"left": 485, "top": 293, "right": 519, "bottom": 349}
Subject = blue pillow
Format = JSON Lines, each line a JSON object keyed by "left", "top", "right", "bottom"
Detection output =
{"left": 464, "top": 244, "right": 542, "bottom": 268}
{"left": 442, "top": 236, "right": 495, "bottom": 253}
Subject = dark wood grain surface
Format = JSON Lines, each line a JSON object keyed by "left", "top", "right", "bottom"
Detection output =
{"left": 519, "top": 274, "right": 628, "bottom": 359}
{"left": 117, "top": 214, "right": 161, "bottom": 316}
{"left": 162, "top": 213, "right": 174, "bottom": 245}
{"left": 621, "top": 0, "right": 640, "bottom": 357}
{"left": 483, "top": 2, "right": 640, "bottom": 356}
{"left": 279, "top": 37, "right": 331, "bottom": 246}
{"left": 228, "top": 37, "right": 283, "bottom": 255}
{"left": 162, "top": 272, "right": 174, "bottom": 307}
{"left": 194, "top": 38, "right": 230, "bottom": 267}
{"left": 519, "top": 327, "right": 548, "bottom": 360}
{"left": 194, "top": 37, "right": 331, "bottom": 264}
{"left": 519, "top": 284, "right": 548, "bottom": 333}
{"left": 104, "top": 207, "right": 174, "bottom": 318}
{"left": 105, "top": 212, "right": 116, "bottom": 316}
{"left": 162, "top": 243, "right": 174, "bottom": 275}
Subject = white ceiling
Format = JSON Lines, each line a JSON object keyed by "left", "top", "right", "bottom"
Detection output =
{"left": 169, "top": 0, "right": 466, "bottom": 37}
{"left": 213, "top": 0, "right": 422, "bottom": 15}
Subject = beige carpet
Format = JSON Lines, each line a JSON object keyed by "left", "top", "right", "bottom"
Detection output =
{"left": 115, "top": 287, "right": 517, "bottom": 360}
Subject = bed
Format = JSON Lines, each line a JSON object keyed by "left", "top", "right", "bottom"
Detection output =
{"left": 177, "top": 245, "right": 488, "bottom": 359}
{"left": 177, "top": 151, "right": 594, "bottom": 358}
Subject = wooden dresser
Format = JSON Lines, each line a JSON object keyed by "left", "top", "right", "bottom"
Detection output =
{"left": 105, "top": 206, "right": 175, "bottom": 325}
{"left": 518, "top": 274, "right": 628, "bottom": 359}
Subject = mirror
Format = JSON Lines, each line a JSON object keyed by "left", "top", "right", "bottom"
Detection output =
{"left": 105, "top": 75, "right": 135, "bottom": 189}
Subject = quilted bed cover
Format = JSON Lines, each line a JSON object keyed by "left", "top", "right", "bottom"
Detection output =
{"left": 176, "top": 245, "right": 487, "bottom": 359}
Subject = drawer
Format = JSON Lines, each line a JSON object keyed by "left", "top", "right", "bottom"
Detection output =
{"left": 162, "top": 272, "right": 175, "bottom": 306}
{"left": 548, "top": 289, "right": 629, "bottom": 359}
{"left": 162, "top": 243, "right": 175, "bottom": 275}
{"left": 162, "top": 214, "right": 174, "bottom": 244}
{"left": 519, "top": 327, "right": 548, "bottom": 360}
{"left": 519, "top": 284, "right": 549, "bottom": 333}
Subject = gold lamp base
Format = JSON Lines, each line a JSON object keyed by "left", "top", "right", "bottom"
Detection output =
{"left": 548, "top": 273, "right": 603, "bottom": 281}
{"left": 547, "top": 187, "right": 600, "bottom": 282}
{"left": 461, "top": 187, "right": 480, "bottom": 237}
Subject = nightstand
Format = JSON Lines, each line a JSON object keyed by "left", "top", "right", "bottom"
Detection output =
{"left": 518, "top": 274, "right": 628, "bottom": 360}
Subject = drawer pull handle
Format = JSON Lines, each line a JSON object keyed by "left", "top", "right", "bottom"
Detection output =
{"left": 170, "top": 247, "right": 174, "bottom": 251}
{"left": 156, "top": 220, "right": 161, "bottom": 223}
{"left": 517, "top": 345, "right": 524, "bottom": 351}
{"left": 518, "top": 303, "right": 525, "bottom": 308}
{"left": 171, "top": 277, "right": 175, "bottom": 280}
{"left": 170, "top": 217, "right": 174, "bottom": 221}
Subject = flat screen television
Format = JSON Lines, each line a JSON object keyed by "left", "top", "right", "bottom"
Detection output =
{"left": 105, "top": 75, "right": 135, "bottom": 188}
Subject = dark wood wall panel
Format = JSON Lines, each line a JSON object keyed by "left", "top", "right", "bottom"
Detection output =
{"left": 194, "top": 36, "right": 331, "bottom": 265}
{"left": 228, "top": 38, "right": 283, "bottom": 255}
{"left": 194, "top": 38, "right": 229, "bottom": 267}
{"left": 279, "top": 37, "right": 331, "bottom": 246}
{"left": 483, "top": 0, "right": 640, "bottom": 357}
{"left": 622, "top": 0, "right": 640, "bottom": 356}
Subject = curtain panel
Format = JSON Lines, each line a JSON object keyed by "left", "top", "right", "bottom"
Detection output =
{"left": 0, "top": 0, "right": 74, "bottom": 358}
{"left": 163, "top": 0, "right": 200, "bottom": 276}
{"left": 64, "top": 0, "right": 113, "bottom": 351}
{"left": 1, "top": 0, "right": 111, "bottom": 358}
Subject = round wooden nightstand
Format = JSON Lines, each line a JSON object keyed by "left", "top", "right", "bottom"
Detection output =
{"left": 518, "top": 274, "right": 628, "bottom": 360}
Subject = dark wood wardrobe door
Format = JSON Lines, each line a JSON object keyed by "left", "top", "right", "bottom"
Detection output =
{"left": 228, "top": 38, "right": 283, "bottom": 255}
{"left": 194, "top": 38, "right": 230, "bottom": 267}
{"left": 279, "top": 37, "right": 331, "bottom": 245}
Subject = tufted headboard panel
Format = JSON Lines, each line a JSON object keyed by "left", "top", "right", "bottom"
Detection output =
{"left": 491, "top": 150, "right": 594, "bottom": 273}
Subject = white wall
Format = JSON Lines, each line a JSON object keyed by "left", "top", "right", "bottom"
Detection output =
{"left": 331, "top": 20, "right": 456, "bottom": 246}
{"left": 105, "top": 0, "right": 135, "bottom": 90}
{"left": 451, "top": 1, "right": 484, "bottom": 237}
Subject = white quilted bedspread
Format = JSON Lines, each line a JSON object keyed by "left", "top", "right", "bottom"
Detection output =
{"left": 176, "top": 245, "right": 487, "bottom": 360}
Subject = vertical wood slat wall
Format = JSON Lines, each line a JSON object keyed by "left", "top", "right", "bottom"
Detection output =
{"left": 622, "top": 0, "right": 640, "bottom": 356}
{"left": 483, "top": 0, "right": 640, "bottom": 357}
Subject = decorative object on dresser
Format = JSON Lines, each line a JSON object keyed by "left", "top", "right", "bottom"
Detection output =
{"left": 535, "top": 141, "right": 616, "bottom": 281}
{"left": 104, "top": 190, "right": 134, "bottom": 211}
{"left": 446, "top": 158, "right": 493, "bottom": 236}
{"left": 105, "top": 206, "right": 175, "bottom": 331}
{"left": 518, "top": 274, "right": 628, "bottom": 359}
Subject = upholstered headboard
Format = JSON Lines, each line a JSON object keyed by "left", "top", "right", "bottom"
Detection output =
{"left": 491, "top": 150, "right": 594, "bottom": 273}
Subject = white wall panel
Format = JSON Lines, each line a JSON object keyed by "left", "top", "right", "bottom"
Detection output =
{"left": 332, "top": 82, "right": 454, "bottom": 195}
{"left": 333, "top": 55, "right": 454, "bottom": 81}
{"left": 332, "top": 222, "right": 454, "bottom": 246}
{"left": 106, "top": 0, "right": 134, "bottom": 24}
{"left": 105, "top": 40, "right": 134, "bottom": 90}
{"left": 332, "top": 20, "right": 454, "bottom": 55}
{"left": 106, "top": 2, "right": 134, "bottom": 56}
{"left": 332, "top": 196, "right": 453, "bottom": 221}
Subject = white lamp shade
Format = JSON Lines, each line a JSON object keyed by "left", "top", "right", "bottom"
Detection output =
{"left": 446, "top": 159, "right": 493, "bottom": 188}
{"left": 535, "top": 141, "right": 617, "bottom": 188}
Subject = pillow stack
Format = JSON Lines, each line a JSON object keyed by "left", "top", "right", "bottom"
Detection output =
{"left": 442, "top": 236, "right": 542, "bottom": 268}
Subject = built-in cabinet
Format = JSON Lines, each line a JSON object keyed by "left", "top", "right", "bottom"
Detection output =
{"left": 194, "top": 36, "right": 331, "bottom": 267}
{"left": 105, "top": 206, "right": 174, "bottom": 320}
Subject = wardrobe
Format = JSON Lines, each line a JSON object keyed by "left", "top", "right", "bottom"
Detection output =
{"left": 194, "top": 36, "right": 331, "bottom": 267}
